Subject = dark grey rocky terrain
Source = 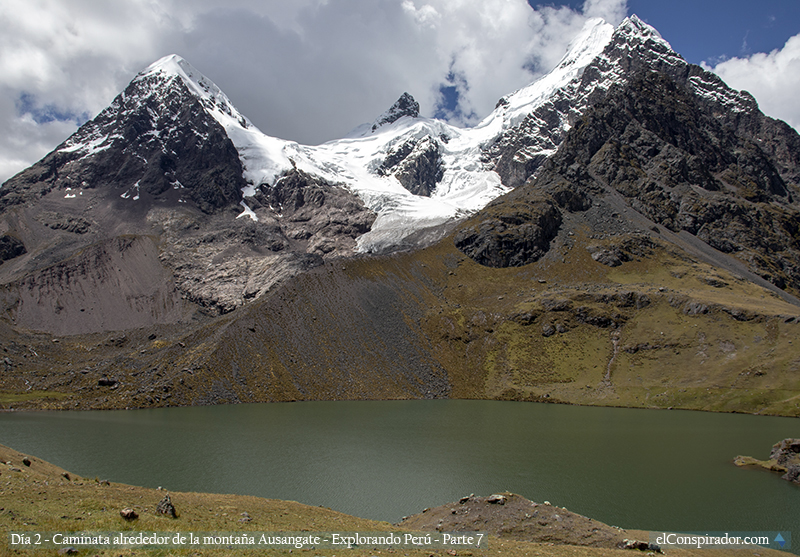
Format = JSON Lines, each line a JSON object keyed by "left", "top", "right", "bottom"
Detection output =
{"left": 0, "top": 61, "right": 378, "bottom": 329}
{"left": 458, "top": 31, "right": 800, "bottom": 302}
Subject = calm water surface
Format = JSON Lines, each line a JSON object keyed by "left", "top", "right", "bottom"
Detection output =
{"left": 1, "top": 400, "right": 798, "bottom": 540}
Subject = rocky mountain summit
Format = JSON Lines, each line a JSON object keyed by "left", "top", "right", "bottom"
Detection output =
{"left": 457, "top": 19, "right": 800, "bottom": 301}
{"left": 371, "top": 92, "right": 420, "bottom": 132}
{"left": 1, "top": 55, "right": 254, "bottom": 215}
{"left": 0, "top": 56, "right": 377, "bottom": 325}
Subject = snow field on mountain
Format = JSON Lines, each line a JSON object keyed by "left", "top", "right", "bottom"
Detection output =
{"left": 54, "top": 15, "right": 715, "bottom": 252}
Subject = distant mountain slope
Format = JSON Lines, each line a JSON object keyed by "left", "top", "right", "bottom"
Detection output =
{"left": 1, "top": 15, "right": 800, "bottom": 417}
{"left": 455, "top": 61, "right": 800, "bottom": 300}
{"left": 0, "top": 57, "right": 375, "bottom": 324}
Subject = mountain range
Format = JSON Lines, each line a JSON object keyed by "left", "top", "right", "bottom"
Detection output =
{"left": 1, "top": 15, "right": 799, "bottom": 416}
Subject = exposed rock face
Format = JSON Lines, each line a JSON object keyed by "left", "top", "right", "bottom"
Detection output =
{"left": 371, "top": 92, "right": 420, "bottom": 131}
{"left": 137, "top": 167, "right": 376, "bottom": 315}
{"left": 547, "top": 71, "right": 800, "bottom": 292}
{"left": 252, "top": 168, "right": 376, "bottom": 255}
{"left": 0, "top": 235, "right": 26, "bottom": 263}
{"left": 770, "top": 439, "right": 800, "bottom": 469}
{"left": 453, "top": 191, "right": 562, "bottom": 267}
{"left": 379, "top": 136, "right": 444, "bottom": 196}
{"left": 0, "top": 66, "right": 247, "bottom": 214}
{"left": 488, "top": 92, "right": 573, "bottom": 189}
{"left": 459, "top": 68, "right": 800, "bottom": 298}
{"left": 484, "top": 14, "right": 798, "bottom": 198}
{"left": 486, "top": 16, "right": 687, "bottom": 188}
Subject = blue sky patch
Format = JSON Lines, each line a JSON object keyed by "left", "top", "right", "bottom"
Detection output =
{"left": 434, "top": 83, "right": 459, "bottom": 120}
{"left": 16, "top": 92, "right": 89, "bottom": 126}
{"left": 434, "top": 70, "right": 478, "bottom": 124}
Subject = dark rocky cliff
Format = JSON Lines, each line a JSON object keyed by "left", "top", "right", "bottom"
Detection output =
{"left": 0, "top": 70, "right": 247, "bottom": 214}
{"left": 457, "top": 69, "right": 800, "bottom": 298}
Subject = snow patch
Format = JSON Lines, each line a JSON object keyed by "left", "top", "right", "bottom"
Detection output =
{"left": 688, "top": 75, "right": 750, "bottom": 113}
{"left": 121, "top": 181, "right": 141, "bottom": 200}
{"left": 237, "top": 200, "right": 258, "bottom": 222}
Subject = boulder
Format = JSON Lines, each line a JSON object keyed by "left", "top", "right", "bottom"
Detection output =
{"left": 783, "top": 465, "right": 800, "bottom": 484}
{"left": 0, "top": 235, "right": 26, "bottom": 262}
{"left": 770, "top": 438, "right": 800, "bottom": 467}
{"left": 590, "top": 249, "right": 623, "bottom": 267}
{"left": 454, "top": 195, "right": 562, "bottom": 268}
{"left": 120, "top": 508, "right": 139, "bottom": 521}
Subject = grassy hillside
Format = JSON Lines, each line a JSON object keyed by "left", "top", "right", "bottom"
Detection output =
{"left": 1, "top": 228, "right": 799, "bottom": 416}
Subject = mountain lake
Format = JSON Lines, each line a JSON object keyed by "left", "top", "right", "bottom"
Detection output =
{"left": 1, "top": 400, "right": 798, "bottom": 546}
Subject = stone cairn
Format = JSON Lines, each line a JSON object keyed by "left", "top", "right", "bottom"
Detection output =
{"left": 156, "top": 493, "right": 177, "bottom": 518}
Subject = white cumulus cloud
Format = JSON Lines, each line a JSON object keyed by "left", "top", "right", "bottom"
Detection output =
{"left": 581, "top": 0, "right": 628, "bottom": 26}
{"left": 0, "top": 0, "right": 638, "bottom": 183}
{"left": 705, "top": 33, "right": 800, "bottom": 130}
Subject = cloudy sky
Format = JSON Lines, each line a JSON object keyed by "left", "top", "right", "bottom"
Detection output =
{"left": 1, "top": 0, "right": 799, "bottom": 183}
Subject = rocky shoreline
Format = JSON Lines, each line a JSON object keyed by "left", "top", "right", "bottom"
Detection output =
{"left": 734, "top": 438, "right": 800, "bottom": 484}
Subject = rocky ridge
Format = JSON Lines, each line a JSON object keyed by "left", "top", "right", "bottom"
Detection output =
{"left": 371, "top": 92, "right": 420, "bottom": 132}
{"left": 457, "top": 65, "right": 800, "bottom": 299}
{"left": 1, "top": 58, "right": 247, "bottom": 214}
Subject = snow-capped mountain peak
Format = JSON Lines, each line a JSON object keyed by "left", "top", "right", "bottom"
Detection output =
{"left": 474, "top": 17, "right": 615, "bottom": 136}
{"left": 140, "top": 55, "right": 304, "bottom": 197}
{"left": 606, "top": 14, "right": 682, "bottom": 70}
{"left": 27, "top": 15, "right": 775, "bottom": 256}
{"left": 139, "top": 54, "right": 252, "bottom": 131}
{"left": 615, "top": 14, "right": 668, "bottom": 45}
